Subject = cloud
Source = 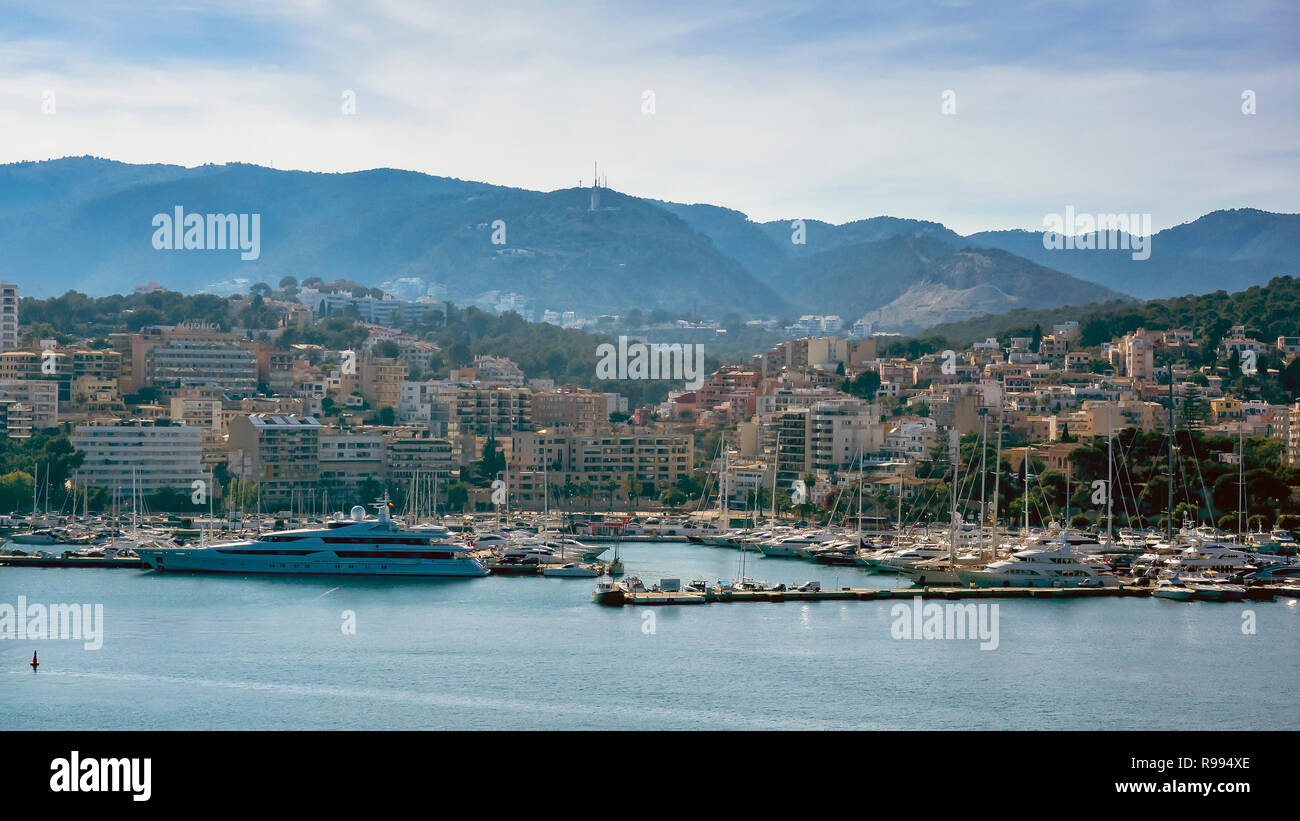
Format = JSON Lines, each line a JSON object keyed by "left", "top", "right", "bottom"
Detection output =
{"left": 0, "top": 0, "right": 1296, "bottom": 234}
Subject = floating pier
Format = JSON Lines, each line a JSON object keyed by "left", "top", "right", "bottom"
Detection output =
{"left": 611, "top": 583, "right": 1300, "bottom": 606}
{"left": 616, "top": 585, "right": 1151, "bottom": 607}
{"left": 0, "top": 555, "right": 146, "bottom": 569}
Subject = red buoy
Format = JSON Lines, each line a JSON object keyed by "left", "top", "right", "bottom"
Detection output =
{"left": 30, "top": 651, "right": 38, "bottom": 669}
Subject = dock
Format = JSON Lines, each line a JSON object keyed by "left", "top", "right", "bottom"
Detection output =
{"left": 617, "top": 585, "right": 1155, "bottom": 607}
{"left": 612, "top": 583, "right": 1300, "bottom": 606}
{"left": 0, "top": 555, "right": 147, "bottom": 569}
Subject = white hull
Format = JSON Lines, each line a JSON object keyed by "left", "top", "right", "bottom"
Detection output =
{"left": 10, "top": 533, "right": 59, "bottom": 545}
{"left": 542, "top": 563, "right": 601, "bottom": 577}
{"left": 894, "top": 565, "right": 965, "bottom": 585}
{"left": 953, "top": 567, "right": 1121, "bottom": 588}
{"left": 136, "top": 546, "right": 489, "bottom": 576}
{"left": 759, "top": 547, "right": 802, "bottom": 557}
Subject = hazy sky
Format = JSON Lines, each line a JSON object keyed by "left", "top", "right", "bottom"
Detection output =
{"left": 2, "top": 0, "right": 1297, "bottom": 234}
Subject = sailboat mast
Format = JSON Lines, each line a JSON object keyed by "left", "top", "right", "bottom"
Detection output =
{"left": 1022, "top": 444, "right": 1030, "bottom": 536}
{"left": 1106, "top": 399, "right": 1114, "bottom": 544}
{"left": 1238, "top": 411, "right": 1245, "bottom": 543}
{"left": 720, "top": 438, "right": 729, "bottom": 529}
{"left": 856, "top": 442, "right": 863, "bottom": 547}
{"left": 771, "top": 432, "right": 780, "bottom": 522}
{"left": 978, "top": 409, "right": 988, "bottom": 536}
{"left": 991, "top": 403, "right": 1003, "bottom": 532}
{"left": 897, "top": 472, "right": 903, "bottom": 534}
{"left": 949, "top": 429, "right": 959, "bottom": 564}
{"left": 1166, "top": 377, "right": 1174, "bottom": 542}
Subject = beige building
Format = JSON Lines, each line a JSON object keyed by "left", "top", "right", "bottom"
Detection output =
{"left": 384, "top": 427, "right": 458, "bottom": 483}
{"left": 227, "top": 414, "right": 322, "bottom": 508}
{"left": 170, "top": 396, "right": 226, "bottom": 469}
{"left": 531, "top": 390, "right": 606, "bottom": 433}
{"left": 0, "top": 282, "right": 17, "bottom": 352}
{"left": 361, "top": 355, "right": 404, "bottom": 410}
{"left": 111, "top": 325, "right": 259, "bottom": 396}
{"left": 509, "top": 429, "right": 694, "bottom": 506}
{"left": 0, "top": 379, "right": 57, "bottom": 430}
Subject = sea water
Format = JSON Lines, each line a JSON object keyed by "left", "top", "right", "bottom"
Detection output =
{"left": 2, "top": 542, "right": 1296, "bottom": 730}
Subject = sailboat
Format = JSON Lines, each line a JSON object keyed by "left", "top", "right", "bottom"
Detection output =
{"left": 607, "top": 518, "right": 625, "bottom": 577}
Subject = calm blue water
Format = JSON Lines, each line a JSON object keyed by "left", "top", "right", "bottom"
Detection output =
{"left": 2, "top": 542, "right": 1297, "bottom": 730}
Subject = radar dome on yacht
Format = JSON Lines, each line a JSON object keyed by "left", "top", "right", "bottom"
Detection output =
{"left": 351, "top": 505, "right": 366, "bottom": 521}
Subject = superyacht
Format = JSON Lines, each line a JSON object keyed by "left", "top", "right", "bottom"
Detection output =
{"left": 134, "top": 500, "right": 489, "bottom": 577}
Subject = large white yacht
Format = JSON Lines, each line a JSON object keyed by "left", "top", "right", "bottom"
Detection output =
{"left": 953, "top": 542, "right": 1121, "bottom": 588}
{"left": 134, "top": 502, "right": 489, "bottom": 577}
{"left": 758, "top": 531, "right": 827, "bottom": 557}
{"left": 1163, "top": 542, "right": 1253, "bottom": 574}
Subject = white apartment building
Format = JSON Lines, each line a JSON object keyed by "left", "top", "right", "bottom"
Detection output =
{"left": 882, "top": 418, "right": 939, "bottom": 462}
{"left": 146, "top": 334, "right": 259, "bottom": 394}
{"left": 72, "top": 422, "right": 205, "bottom": 498}
{"left": 396, "top": 380, "right": 455, "bottom": 434}
{"left": 319, "top": 432, "right": 385, "bottom": 493}
{"left": 1290, "top": 402, "right": 1300, "bottom": 467}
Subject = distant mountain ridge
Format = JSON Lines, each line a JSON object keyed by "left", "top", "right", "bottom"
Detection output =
{"left": 963, "top": 208, "right": 1300, "bottom": 299}
{"left": 0, "top": 157, "right": 787, "bottom": 317}
{"left": 2, "top": 157, "right": 1295, "bottom": 329}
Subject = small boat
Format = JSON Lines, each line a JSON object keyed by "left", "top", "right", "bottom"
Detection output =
{"left": 1152, "top": 579, "right": 1198, "bottom": 601}
{"left": 1244, "top": 563, "right": 1300, "bottom": 585}
{"left": 592, "top": 579, "right": 626, "bottom": 606}
{"left": 592, "top": 575, "right": 644, "bottom": 605}
{"left": 543, "top": 562, "right": 601, "bottom": 578}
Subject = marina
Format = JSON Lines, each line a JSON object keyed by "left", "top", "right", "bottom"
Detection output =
{"left": 4, "top": 539, "right": 1298, "bottom": 731}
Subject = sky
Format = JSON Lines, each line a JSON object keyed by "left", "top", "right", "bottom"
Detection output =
{"left": 1, "top": 0, "right": 1297, "bottom": 234}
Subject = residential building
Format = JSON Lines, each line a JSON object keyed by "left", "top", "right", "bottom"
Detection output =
{"left": 0, "top": 282, "right": 16, "bottom": 352}
{"left": 71, "top": 422, "right": 205, "bottom": 498}
{"left": 227, "top": 414, "right": 323, "bottom": 508}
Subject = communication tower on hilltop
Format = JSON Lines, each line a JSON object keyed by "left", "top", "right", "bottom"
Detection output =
{"left": 589, "top": 162, "right": 605, "bottom": 211}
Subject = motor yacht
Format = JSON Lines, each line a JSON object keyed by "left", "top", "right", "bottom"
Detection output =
{"left": 953, "top": 542, "right": 1121, "bottom": 588}
{"left": 134, "top": 501, "right": 488, "bottom": 577}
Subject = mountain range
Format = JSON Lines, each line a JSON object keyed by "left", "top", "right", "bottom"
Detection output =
{"left": 2, "top": 157, "right": 1296, "bottom": 334}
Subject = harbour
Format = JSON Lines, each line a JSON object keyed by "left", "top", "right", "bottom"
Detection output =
{"left": 4, "top": 539, "right": 1298, "bottom": 731}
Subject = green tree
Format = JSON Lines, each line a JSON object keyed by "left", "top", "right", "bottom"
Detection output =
{"left": 842, "top": 370, "right": 881, "bottom": 400}
{"left": 446, "top": 482, "right": 469, "bottom": 512}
